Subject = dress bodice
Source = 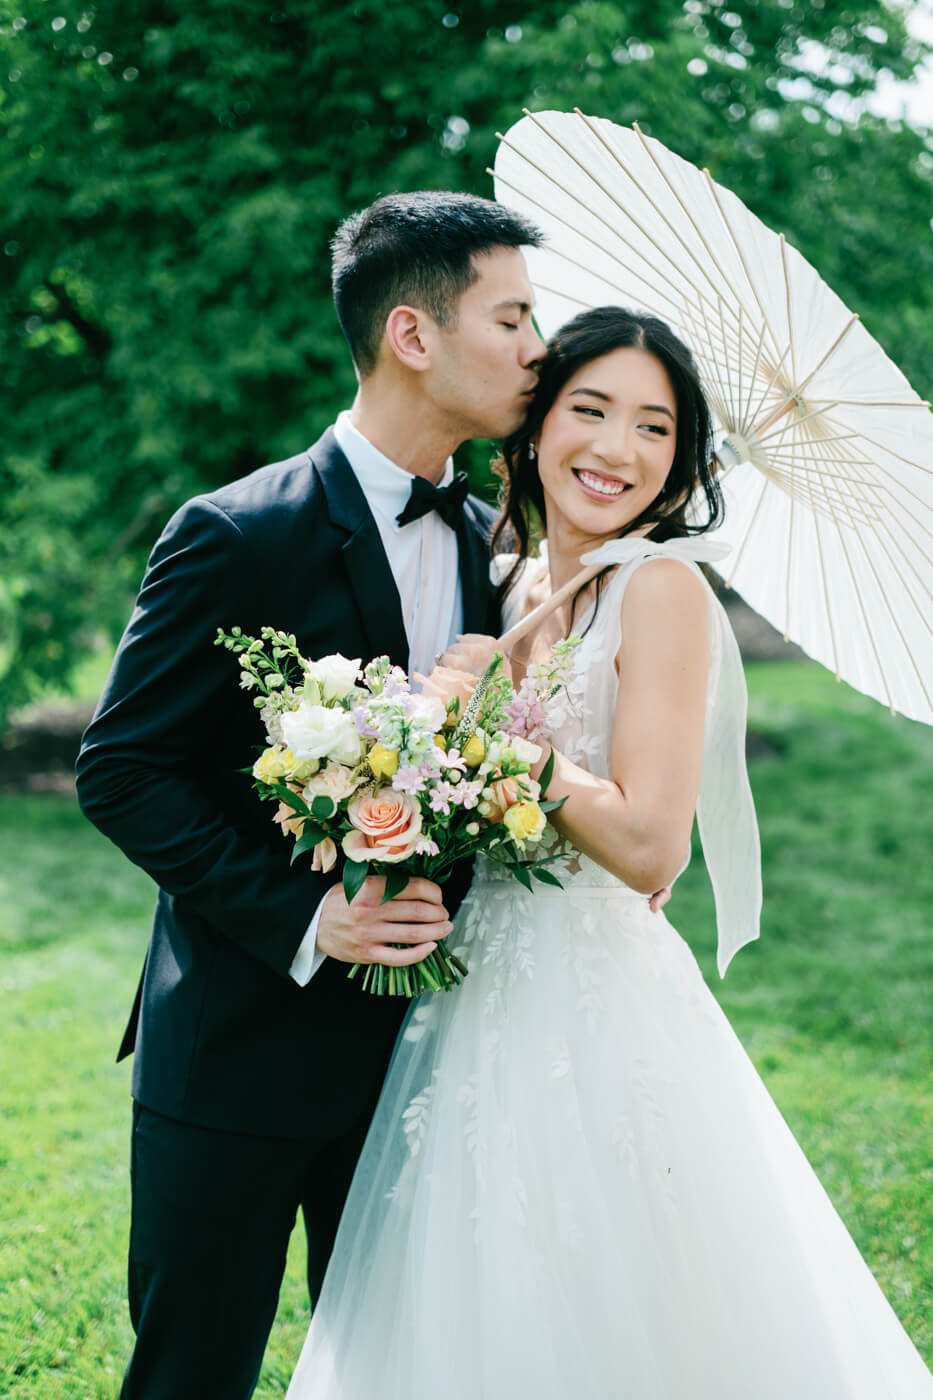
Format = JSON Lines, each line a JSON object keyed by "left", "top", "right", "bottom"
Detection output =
{"left": 492, "top": 537, "right": 762, "bottom": 974}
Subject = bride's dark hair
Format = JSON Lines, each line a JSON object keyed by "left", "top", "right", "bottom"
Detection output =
{"left": 491, "top": 306, "right": 723, "bottom": 607}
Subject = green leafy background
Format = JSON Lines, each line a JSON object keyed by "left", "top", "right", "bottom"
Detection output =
{"left": 2, "top": 0, "right": 933, "bottom": 714}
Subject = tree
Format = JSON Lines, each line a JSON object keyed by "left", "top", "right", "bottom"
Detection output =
{"left": 1, "top": 0, "right": 931, "bottom": 716}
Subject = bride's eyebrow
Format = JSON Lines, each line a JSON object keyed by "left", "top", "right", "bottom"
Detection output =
{"left": 568, "top": 387, "right": 611, "bottom": 401}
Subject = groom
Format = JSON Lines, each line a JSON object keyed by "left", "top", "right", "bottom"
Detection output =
{"left": 76, "top": 190, "right": 544, "bottom": 1399}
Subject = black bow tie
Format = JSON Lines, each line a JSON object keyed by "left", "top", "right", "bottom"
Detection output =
{"left": 396, "top": 472, "right": 470, "bottom": 531}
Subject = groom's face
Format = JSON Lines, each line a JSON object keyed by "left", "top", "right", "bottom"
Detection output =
{"left": 427, "top": 247, "right": 543, "bottom": 440}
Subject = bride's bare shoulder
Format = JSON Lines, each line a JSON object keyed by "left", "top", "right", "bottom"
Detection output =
{"left": 619, "top": 557, "right": 710, "bottom": 656}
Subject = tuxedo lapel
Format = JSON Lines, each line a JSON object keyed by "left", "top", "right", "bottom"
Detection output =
{"left": 310, "top": 430, "right": 409, "bottom": 668}
{"left": 311, "top": 427, "right": 497, "bottom": 657}
{"left": 458, "top": 501, "right": 495, "bottom": 635}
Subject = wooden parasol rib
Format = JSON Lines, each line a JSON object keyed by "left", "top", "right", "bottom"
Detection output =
{"left": 495, "top": 563, "right": 602, "bottom": 652}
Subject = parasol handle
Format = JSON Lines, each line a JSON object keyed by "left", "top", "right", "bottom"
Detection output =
{"left": 495, "top": 563, "right": 601, "bottom": 652}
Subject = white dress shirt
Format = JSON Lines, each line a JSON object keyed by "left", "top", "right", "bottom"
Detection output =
{"left": 288, "top": 412, "right": 464, "bottom": 985}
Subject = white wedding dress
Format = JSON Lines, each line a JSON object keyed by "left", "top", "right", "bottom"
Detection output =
{"left": 287, "top": 541, "right": 933, "bottom": 1399}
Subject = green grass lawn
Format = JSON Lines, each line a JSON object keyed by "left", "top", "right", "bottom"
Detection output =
{"left": 1, "top": 661, "right": 931, "bottom": 1396}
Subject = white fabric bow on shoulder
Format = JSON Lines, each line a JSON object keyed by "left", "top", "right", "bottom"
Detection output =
{"left": 580, "top": 535, "right": 733, "bottom": 570}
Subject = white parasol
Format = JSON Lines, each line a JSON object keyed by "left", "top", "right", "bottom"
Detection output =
{"left": 492, "top": 109, "right": 933, "bottom": 725}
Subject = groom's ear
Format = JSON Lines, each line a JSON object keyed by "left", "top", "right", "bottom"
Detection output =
{"left": 384, "top": 305, "right": 434, "bottom": 373}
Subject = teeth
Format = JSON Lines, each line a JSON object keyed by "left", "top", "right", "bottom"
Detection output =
{"left": 578, "top": 470, "right": 627, "bottom": 497}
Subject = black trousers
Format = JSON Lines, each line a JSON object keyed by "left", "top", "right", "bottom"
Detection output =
{"left": 120, "top": 1101, "right": 372, "bottom": 1400}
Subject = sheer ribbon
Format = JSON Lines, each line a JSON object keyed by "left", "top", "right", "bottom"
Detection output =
{"left": 582, "top": 537, "right": 762, "bottom": 976}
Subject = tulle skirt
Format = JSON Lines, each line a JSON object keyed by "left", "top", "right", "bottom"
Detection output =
{"left": 286, "top": 872, "right": 933, "bottom": 1398}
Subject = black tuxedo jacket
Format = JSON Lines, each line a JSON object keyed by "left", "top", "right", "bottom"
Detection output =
{"left": 76, "top": 428, "right": 499, "bottom": 1142}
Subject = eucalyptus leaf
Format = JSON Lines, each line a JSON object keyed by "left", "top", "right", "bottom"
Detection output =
{"left": 268, "top": 782, "right": 310, "bottom": 817}
{"left": 291, "top": 827, "right": 328, "bottom": 862}
{"left": 531, "top": 866, "right": 563, "bottom": 888}
{"left": 380, "top": 866, "right": 411, "bottom": 904}
{"left": 342, "top": 859, "right": 369, "bottom": 905}
{"left": 512, "top": 864, "right": 534, "bottom": 893}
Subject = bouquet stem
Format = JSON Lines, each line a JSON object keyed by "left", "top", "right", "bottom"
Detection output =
{"left": 349, "top": 936, "right": 467, "bottom": 997}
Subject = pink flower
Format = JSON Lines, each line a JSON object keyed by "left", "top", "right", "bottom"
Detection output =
{"left": 342, "top": 787, "right": 423, "bottom": 864}
{"left": 311, "top": 836, "right": 338, "bottom": 873}
{"left": 428, "top": 780, "right": 454, "bottom": 816}
{"left": 457, "top": 779, "right": 484, "bottom": 810}
{"left": 273, "top": 795, "right": 305, "bottom": 839}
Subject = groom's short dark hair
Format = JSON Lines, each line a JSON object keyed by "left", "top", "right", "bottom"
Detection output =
{"left": 331, "top": 191, "right": 543, "bottom": 376}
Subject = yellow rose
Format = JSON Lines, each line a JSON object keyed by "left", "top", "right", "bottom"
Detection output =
{"left": 291, "top": 757, "right": 321, "bottom": 782}
{"left": 253, "top": 746, "right": 294, "bottom": 783}
{"left": 369, "top": 743, "right": 400, "bottom": 780}
{"left": 462, "top": 733, "right": 485, "bottom": 767}
{"left": 503, "top": 800, "right": 546, "bottom": 845}
{"left": 433, "top": 732, "right": 448, "bottom": 752}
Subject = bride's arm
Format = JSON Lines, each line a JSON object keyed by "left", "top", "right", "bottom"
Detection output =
{"left": 538, "top": 559, "right": 711, "bottom": 894}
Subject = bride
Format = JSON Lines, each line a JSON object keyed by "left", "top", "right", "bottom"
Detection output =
{"left": 286, "top": 307, "right": 933, "bottom": 1397}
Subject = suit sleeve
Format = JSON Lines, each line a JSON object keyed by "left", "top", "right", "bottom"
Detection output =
{"left": 76, "top": 496, "right": 332, "bottom": 978}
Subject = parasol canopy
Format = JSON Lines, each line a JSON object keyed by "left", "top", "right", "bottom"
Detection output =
{"left": 493, "top": 109, "right": 933, "bottom": 725}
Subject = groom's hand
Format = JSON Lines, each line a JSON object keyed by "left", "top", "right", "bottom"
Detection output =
{"left": 439, "top": 633, "right": 509, "bottom": 679}
{"left": 315, "top": 877, "right": 452, "bottom": 966}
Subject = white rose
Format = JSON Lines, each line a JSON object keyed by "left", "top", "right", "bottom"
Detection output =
{"left": 408, "top": 693, "right": 447, "bottom": 734}
{"left": 506, "top": 735, "right": 543, "bottom": 768}
{"left": 485, "top": 734, "right": 506, "bottom": 767}
{"left": 303, "top": 762, "right": 362, "bottom": 803}
{"left": 280, "top": 702, "right": 363, "bottom": 766}
{"left": 304, "top": 653, "right": 361, "bottom": 700}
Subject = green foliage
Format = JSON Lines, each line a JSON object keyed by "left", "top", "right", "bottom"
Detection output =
{"left": 0, "top": 661, "right": 931, "bottom": 1393}
{"left": 1, "top": 0, "right": 932, "bottom": 714}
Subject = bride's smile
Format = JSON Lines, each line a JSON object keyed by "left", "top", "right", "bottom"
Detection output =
{"left": 535, "top": 344, "right": 678, "bottom": 556}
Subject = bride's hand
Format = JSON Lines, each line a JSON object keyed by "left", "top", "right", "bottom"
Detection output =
{"left": 438, "top": 633, "right": 510, "bottom": 680}
{"left": 649, "top": 886, "right": 672, "bottom": 914}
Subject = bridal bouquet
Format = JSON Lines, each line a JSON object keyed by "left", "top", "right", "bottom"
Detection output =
{"left": 215, "top": 626, "right": 579, "bottom": 996}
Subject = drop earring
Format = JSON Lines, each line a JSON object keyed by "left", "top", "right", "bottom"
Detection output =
{"left": 528, "top": 442, "right": 538, "bottom": 462}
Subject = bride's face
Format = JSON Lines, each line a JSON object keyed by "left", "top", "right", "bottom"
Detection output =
{"left": 535, "top": 347, "right": 678, "bottom": 544}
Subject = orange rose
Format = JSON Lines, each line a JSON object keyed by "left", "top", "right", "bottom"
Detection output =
{"left": 479, "top": 776, "right": 520, "bottom": 824}
{"left": 342, "top": 788, "right": 423, "bottom": 864}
